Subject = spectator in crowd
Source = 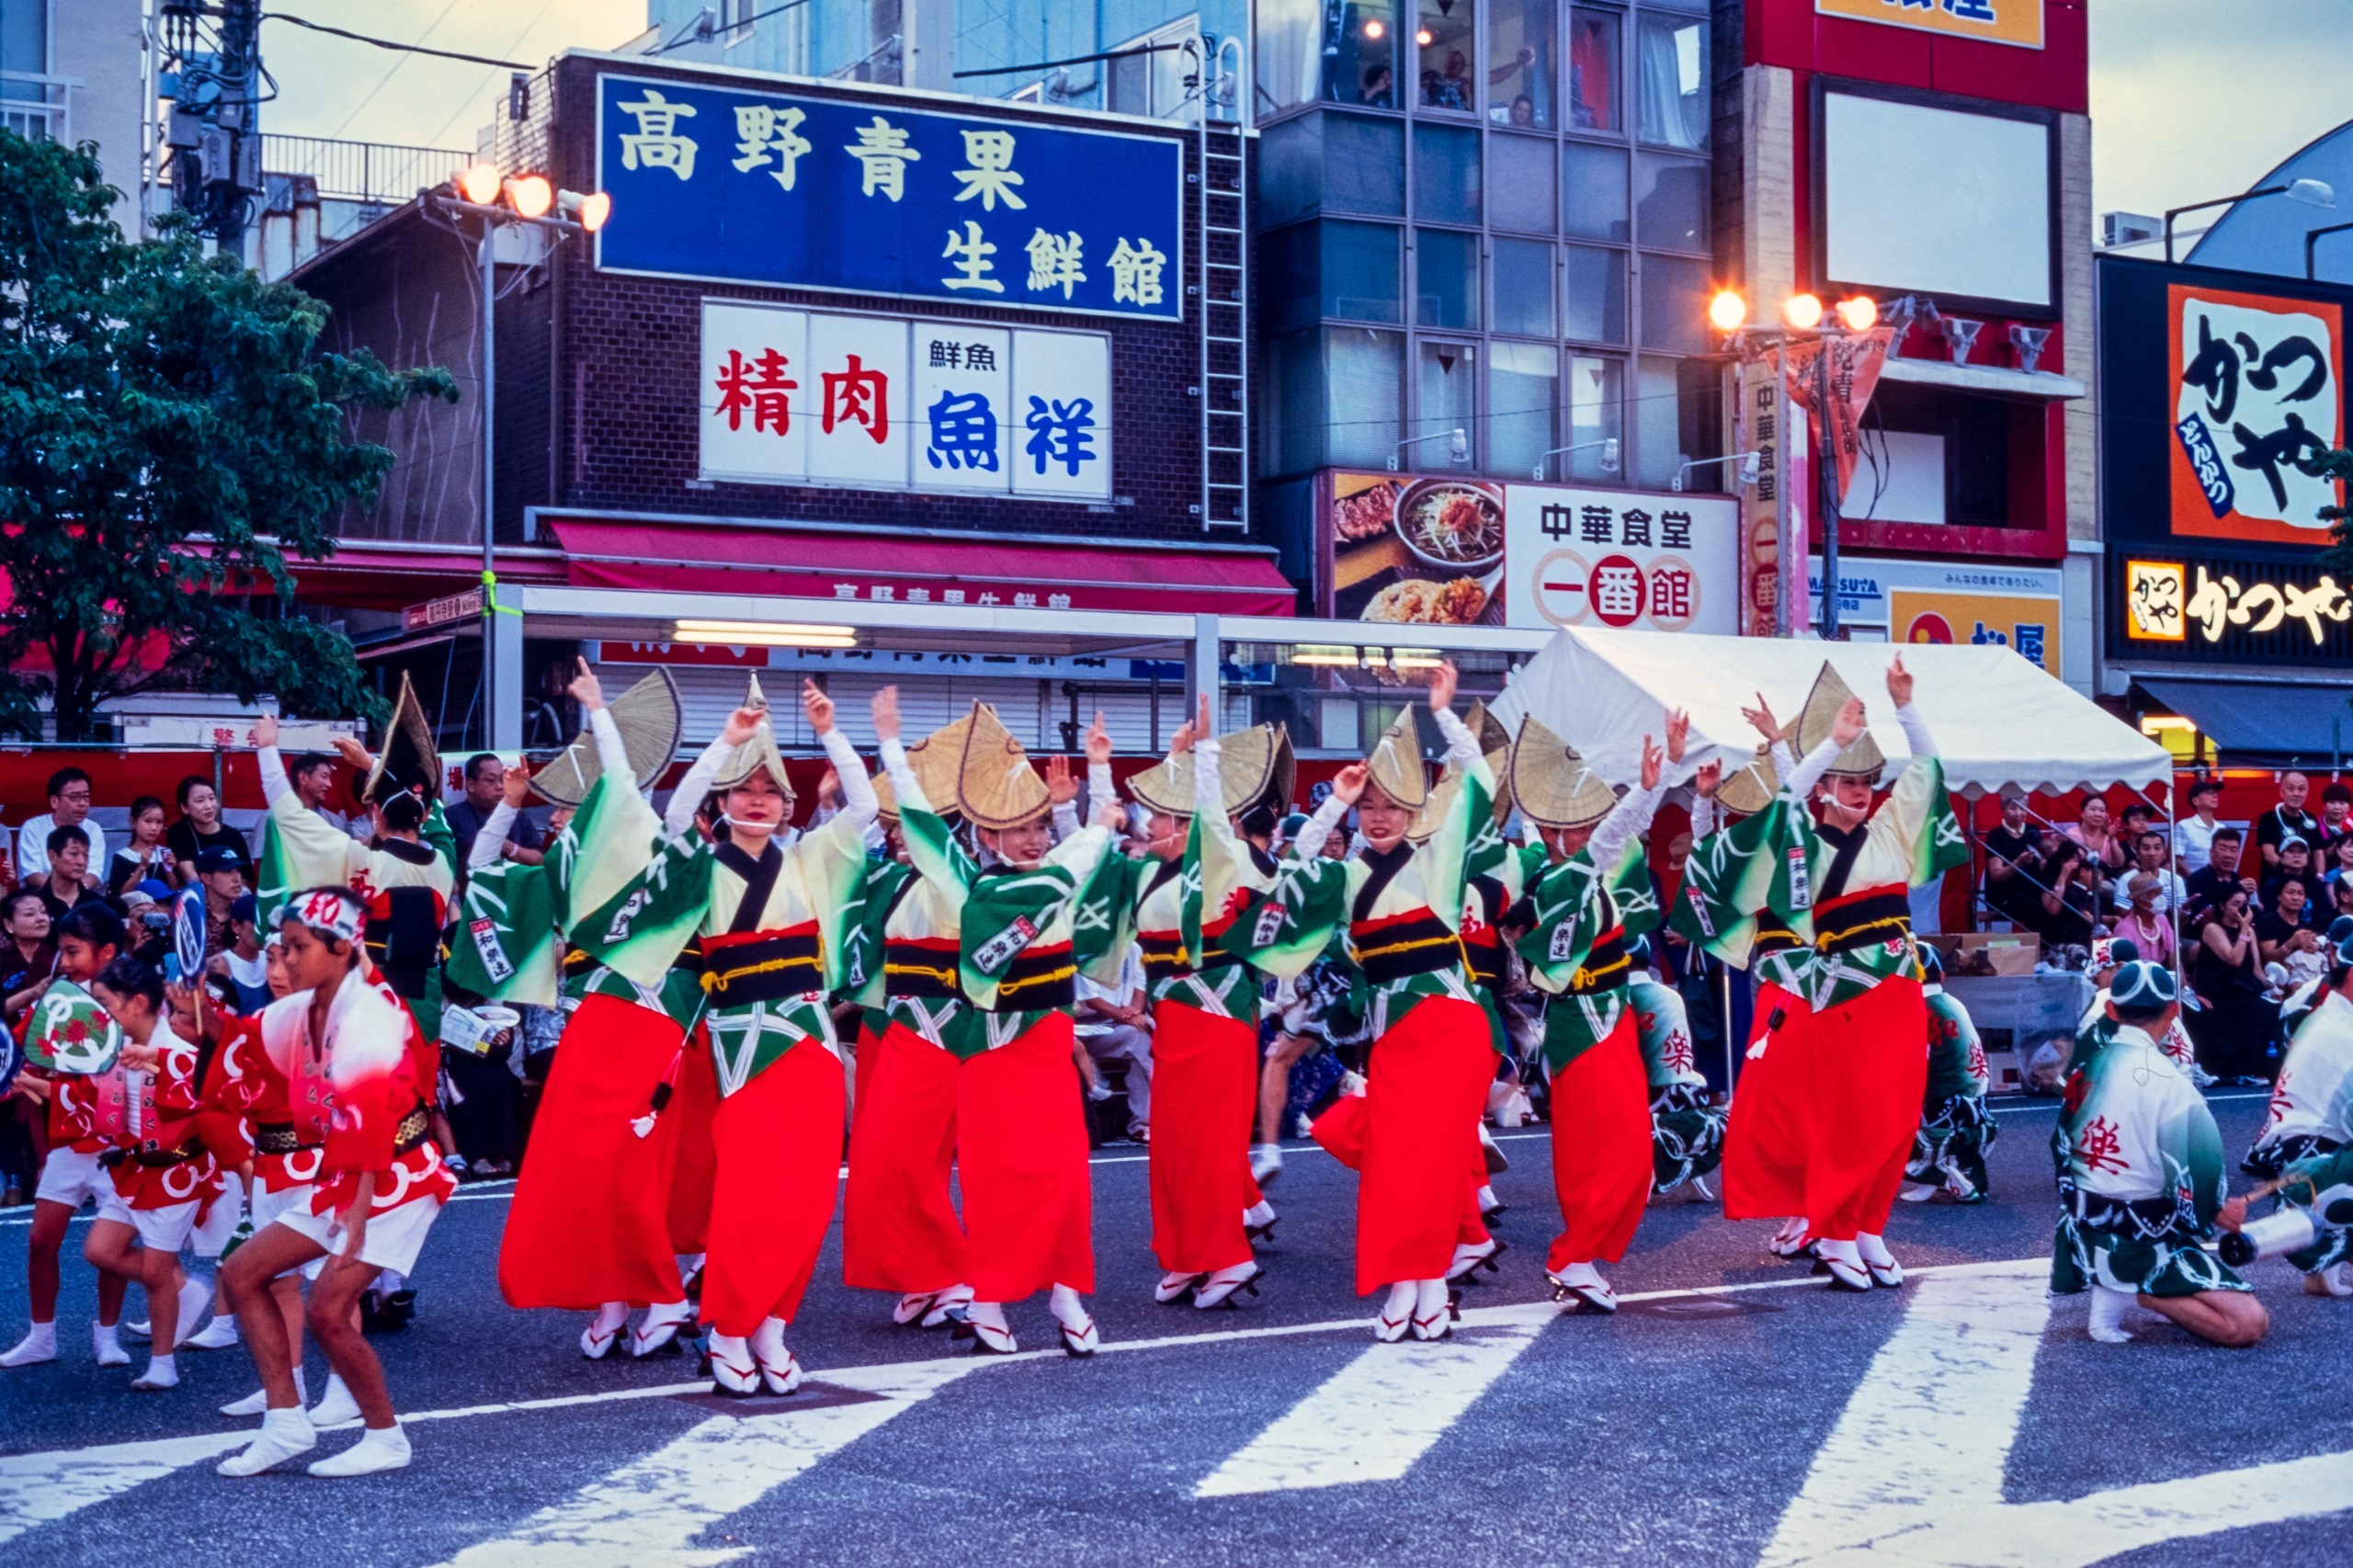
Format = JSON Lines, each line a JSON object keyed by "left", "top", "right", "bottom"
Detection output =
{"left": 2258, "top": 878, "right": 2327, "bottom": 986}
{"left": 0, "top": 890, "right": 55, "bottom": 1024}
{"left": 2109, "top": 829, "right": 2186, "bottom": 915}
{"left": 2174, "top": 778, "right": 2224, "bottom": 875}
{"left": 2325, "top": 833, "right": 2353, "bottom": 892}
{"left": 284, "top": 748, "right": 364, "bottom": 841}
{"left": 14, "top": 768, "right": 105, "bottom": 884}
{"left": 193, "top": 846, "right": 245, "bottom": 957}
{"left": 117, "top": 883, "right": 174, "bottom": 967}
{"left": 1073, "top": 940, "right": 1152, "bottom": 1142}
{"left": 2255, "top": 769, "right": 2319, "bottom": 872}
{"left": 2186, "top": 827, "right": 2255, "bottom": 923}
{"left": 2064, "top": 796, "right": 2129, "bottom": 900}
{"left": 2034, "top": 839, "right": 2104, "bottom": 951}
{"left": 2318, "top": 781, "right": 2353, "bottom": 850}
{"left": 2334, "top": 875, "right": 2353, "bottom": 924}
{"left": 166, "top": 775, "right": 251, "bottom": 886}
{"left": 210, "top": 893, "right": 270, "bottom": 1012}
{"left": 1981, "top": 792, "right": 2044, "bottom": 928}
{"left": 105, "top": 797, "right": 174, "bottom": 896}
{"left": 2191, "top": 888, "right": 2275, "bottom": 1081}
{"left": 444, "top": 754, "right": 544, "bottom": 871}
{"left": 2114, "top": 871, "right": 2177, "bottom": 971}
{"left": 2117, "top": 800, "right": 2157, "bottom": 849}
{"left": 2265, "top": 837, "right": 2317, "bottom": 910}
{"left": 28, "top": 826, "right": 109, "bottom": 925}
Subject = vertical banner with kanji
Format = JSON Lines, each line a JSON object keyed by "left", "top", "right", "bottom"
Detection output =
{"left": 1784, "top": 325, "right": 1898, "bottom": 520}
{"left": 700, "top": 301, "right": 1110, "bottom": 499}
{"left": 1730, "top": 351, "right": 1796, "bottom": 637}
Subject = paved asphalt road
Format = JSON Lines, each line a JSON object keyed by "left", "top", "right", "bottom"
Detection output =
{"left": 3, "top": 1089, "right": 2348, "bottom": 1568}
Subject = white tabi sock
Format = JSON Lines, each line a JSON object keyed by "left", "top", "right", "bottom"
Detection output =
{"left": 1048, "top": 1284, "right": 1091, "bottom": 1333}
{"left": 217, "top": 1406, "right": 316, "bottom": 1477}
{"left": 1477, "top": 1184, "right": 1501, "bottom": 1212}
{"left": 222, "top": 1365, "right": 306, "bottom": 1419}
{"left": 308, "top": 1420, "right": 413, "bottom": 1478}
{"left": 2087, "top": 1285, "right": 2135, "bottom": 1343}
{"left": 131, "top": 1352, "right": 178, "bottom": 1391}
{"left": 1243, "top": 1199, "right": 1276, "bottom": 1228}
{"left": 1856, "top": 1233, "right": 1898, "bottom": 1268}
{"left": 749, "top": 1314, "right": 789, "bottom": 1366}
{"left": 92, "top": 1322, "right": 129, "bottom": 1367}
{"left": 311, "top": 1371, "right": 362, "bottom": 1426}
{"left": 0, "top": 1321, "right": 57, "bottom": 1367}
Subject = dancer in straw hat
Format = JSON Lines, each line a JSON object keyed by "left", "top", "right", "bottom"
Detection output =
{"left": 877, "top": 695, "right": 1128, "bottom": 1356}
{"left": 1506, "top": 709, "right": 1684, "bottom": 1311}
{"left": 1103, "top": 697, "right": 1294, "bottom": 1310}
{"left": 1233, "top": 660, "right": 1498, "bottom": 1342}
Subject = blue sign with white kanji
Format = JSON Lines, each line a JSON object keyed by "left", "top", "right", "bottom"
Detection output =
{"left": 595, "top": 74, "right": 1187, "bottom": 322}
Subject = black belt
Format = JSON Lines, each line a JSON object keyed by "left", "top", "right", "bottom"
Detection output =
{"left": 1754, "top": 921, "right": 1802, "bottom": 954}
{"left": 882, "top": 940, "right": 961, "bottom": 1001}
{"left": 1352, "top": 915, "right": 1465, "bottom": 984}
{"left": 990, "top": 944, "right": 1076, "bottom": 1012}
{"left": 1813, "top": 892, "right": 1913, "bottom": 955}
{"left": 1461, "top": 933, "right": 1505, "bottom": 991}
{"left": 253, "top": 1121, "right": 322, "bottom": 1158}
{"left": 392, "top": 1103, "right": 432, "bottom": 1155}
{"left": 1565, "top": 928, "right": 1631, "bottom": 996}
{"left": 1139, "top": 932, "right": 1193, "bottom": 983}
{"left": 702, "top": 932, "right": 825, "bottom": 1006}
{"left": 2063, "top": 1183, "right": 2191, "bottom": 1241}
{"left": 2244, "top": 1132, "right": 2344, "bottom": 1181}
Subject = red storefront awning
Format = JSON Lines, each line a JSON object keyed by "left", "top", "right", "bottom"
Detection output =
{"left": 547, "top": 518, "right": 1297, "bottom": 618}
{"left": 282, "top": 543, "right": 569, "bottom": 613}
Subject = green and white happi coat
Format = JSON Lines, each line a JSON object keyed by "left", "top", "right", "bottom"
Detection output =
{"left": 1668, "top": 790, "right": 1816, "bottom": 991}
{"left": 1232, "top": 708, "right": 1493, "bottom": 1041}
{"left": 1512, "top": 781, "right": 1665, "bottom": 1074}
{"left": 2243, "top": 989, "right": 2353, "bottom": 1274}
{"left": 2052, "top": 1025, "right": 2248, "bottom": 1298}
{"left": 1908, "top": 983, "right": 1996, "bottom": 1203}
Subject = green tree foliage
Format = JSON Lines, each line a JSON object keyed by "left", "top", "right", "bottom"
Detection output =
{"left": 0, "top": 132, "right": 457, "bottom": 741}
{"left": 2314, "top": 444, "right": 2353, "bottom": 577}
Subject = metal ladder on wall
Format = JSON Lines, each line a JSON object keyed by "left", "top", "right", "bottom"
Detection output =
{"left": 1194, "top": 36, "right": 1248, "bottom": 533}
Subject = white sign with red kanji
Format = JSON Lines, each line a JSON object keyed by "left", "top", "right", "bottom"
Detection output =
{"left": 1503, "top": 483, "right": 1738, "bottom": 635}
{"left": 700, "top": 301, "right": 1110, "bottom": 499}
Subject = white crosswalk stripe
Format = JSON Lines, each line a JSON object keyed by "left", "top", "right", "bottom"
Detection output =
{"left": 0, "top": 1430, "right": 249, "bottom": 1550}
{"left": 1193, "top": 1322, "right": 1545, "bottom": 1497}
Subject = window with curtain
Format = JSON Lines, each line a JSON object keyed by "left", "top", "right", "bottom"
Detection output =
{"left": 1412, "top": 122, "right": 1482, "bottom": 223}
{"left": 1488, "top": 133, "right": 1555, "bottom": 233}
{"left": 1567, "top": 9, "right": 1619, "bottom": 132}
{"left": 1416, "top": 340, "right": 1479, "bottom": 458}
{"left": 1565, "top": 353, "right": 1624, "bottom": 480}
{"left": 1415, "top": 228, "right": 1481, "bottom": 329}
{"left": 1486, "top": 0, "right": 1555, "bottom": 129}
{"left": 1256, "top": 0, "right": 1322, "bottom": 116}
{"left": 1325, "top": 328, "right": 1405, "bottom": 468}
{"left": 1415, "top": 0, "right": 1478, "bottom": 114}
{"left": 1489, "top": 341, "right": 1557, "bottom": 478}
{"left": 1490, "top": 236, "right": 1554, "bottom": 337}
{"left": 1635, "top": 14, "right": 1707, "bottom": 151}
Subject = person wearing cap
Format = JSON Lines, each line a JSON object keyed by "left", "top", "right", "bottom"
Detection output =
{"left": 1900, "top": 947, "right": 1996, "bottom": 1205}
{"left": 1234, "top": 660, "right": 1500, "bottom": 1342}
{"left": 878, "top": 693, "right": 1125, "bottom": 1358}
{"left": 2235, "top": 927, "right": 2353, "bottom": 1297}
{"left": 1108, "top": 696, "right": 1296, "bottom": 1311}
{"left": 2052, "top": 960, "right": 2267, "bottom": 1347}
{"left": 841, "top": 705, "right": 987, "bottom": 1333}
{"left": 462, "top": 662, "right": 709, "bottom": 1364}
{"left": 2071, "top": 937, "right": 2203, "bottom": 1081}
{"left": 216, "top": 886, "right": 460, "bottom": 1477}
{"left": 1767, "top": 655, "right": 1967, "bottom": 1291}
{"left": 1506, "top": 709, "right": 1683, "bottom": 1312}
{"left": 1625, "top": 937, "right": 1726, "bottom": 1202}
{"left": 194, "top": 845, "right": 247, "bottom": 959}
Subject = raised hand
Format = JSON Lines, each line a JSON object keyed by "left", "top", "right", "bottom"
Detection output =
{"left": 1045, "top": 753, "right": 1079, "bottom": 806}
{"left": 1640, "top": 733, "right": 1665, "bottom": 791}
{"left": 1427, "top": 659, "right": 1460, "bottom": 716}
{"left": 1886, "top": 653, "right": 1915, "bottom": 709}
{"left": 1693, "top": 759, "right": 1722, "bottom": 798}
{"left": 501, "top": 759, "right": 532, "bottom": 809}
{"left": 801, "top": 678, "right": 835, "bottom": 738}
{"left": 871, "top": 685, "right": 901, "bottom": 744}
{"left": 330, "top": 733, "right": 375, "bottom": 772}
{"left": 1664, "top": 707, "right": 1689, "bottom": 765}
{"left": 1086, "top": 710, "right": 1113, "bottom": 767}
{"left": 567, "top": 657, "right": 606, "bottom": 713}
{"left": 1195, "top": 691, "right": 1216, "bottom": 743}
{"left": 251, "top": 712, "right": 279, "bottom": 750}
{"left": 1169, "top": 715, "right": 1198, "bottom": 756}
{"left": 720, "top": 706, "right": 764, "bottom": 746}
{"left": 1330, "top": 762, "right": 1370, "bottom": 806}
{"left": 1741, "top": 692, "right": 1780, "bottom": 745}
{"left": 1833, "top": 697, "right": 1867, "bottom": 748}
{"left": 1092, "top": 797, "right": 1125, "bottom": 833}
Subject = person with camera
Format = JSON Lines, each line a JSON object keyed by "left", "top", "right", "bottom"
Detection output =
{"left": 2052, "top": 960, "right": 2268, "bottom": 1348}
{"left": 2191, "top": 888, "right": 2276, "bottom": 1083}
{"left": 2232, "top": 927, "right": 2353, "bottom": 1298}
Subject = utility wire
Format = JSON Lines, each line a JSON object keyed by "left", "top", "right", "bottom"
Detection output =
{"left": 266, "top": 11, "right": 536, "bottom": 73}
{"left": 647, "top": 0, "right": 816, "bottom": 55}
{"left": 955, "top": 41, "right": 1191, "bottom": 80}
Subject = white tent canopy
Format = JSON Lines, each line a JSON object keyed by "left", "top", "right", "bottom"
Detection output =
{"left": 1487, "top": 628, "right": 2172, "bottom": 800}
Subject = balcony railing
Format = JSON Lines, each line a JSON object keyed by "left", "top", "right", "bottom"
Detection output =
{"left": 258, "top": 134, "right": 471, "bottom": 205}
{"left": 0, "top": 71, "right": 69, "bottom": 142}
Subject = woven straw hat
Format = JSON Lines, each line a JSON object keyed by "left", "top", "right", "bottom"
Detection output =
{"left": 710, "top": 673, "right": 795, "bottom": 803}
{"left": 1220, "top": 722, "right": 1296, "bottom": 818}
{"left": 529, "top": 669, "right": 684, "bottom": 807}
{"left": 1410, "top": 702, "right": 1511, "bottom": 842}
{"left": 1793, "top": 662, "right": 1887, "bottom": 780}
{"left": 1124, "top": 752, "right": 1195, "bottom": 819}
{"left": 364, "top": 672, "right": 442, "bottom": 805}
{"left": 1364, "top": 705, "right": 1428, "bottom": 812}
{"left": 1715, "top": 742, "right": 1780, "bottom": 817}
{"left": 879, "top": 710, "right": 975, "bottom": 822}
{"left": 1507, "top": 714, "right": 1620, "bottom": 830}
{"left": 956, "top": 703, "right": 1051, "bottom": 830}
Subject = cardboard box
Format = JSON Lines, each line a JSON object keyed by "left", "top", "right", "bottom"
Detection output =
{"left": 1927, "top": 932, "right": 2040, "bottom": 979}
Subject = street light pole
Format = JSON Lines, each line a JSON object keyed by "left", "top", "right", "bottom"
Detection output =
{"left": 1816, "top": 343, "right": 1841, "bottom": 641}
{"left": 479, "top": 226, "right": 498, "bottom": 734}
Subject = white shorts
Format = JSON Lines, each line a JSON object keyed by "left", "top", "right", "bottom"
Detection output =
{"left": 190, "top": 1174, "right": 244, "bottom": 1260}
{"left": 124, "top": 1199, "right": 199, "bottom": 1254}
{"left": 33, "top": 1146, "right": 110, "bottom": 1209}
{"left": 250, "top": 1182, "right": 324, "bottom": 1280}
{"left": 269, "top": 1196, "right": 442, "bottom": 1280}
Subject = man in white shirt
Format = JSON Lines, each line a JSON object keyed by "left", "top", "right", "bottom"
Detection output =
{"left": 2173, "top": 778, "right": 2223, "bottom": 877}
{"left": 1074, "top": 941, "right": 1153, "bottom": 1140}
{"left": 15, "top": 767, "right": 107, "bottom": 882}
{"left": 2109, "top": 828, "right": 2188, "bottom": 914}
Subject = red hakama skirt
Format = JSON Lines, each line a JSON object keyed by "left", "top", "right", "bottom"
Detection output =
{"left": 1721, "top": 983, "right": 1815, "bottom": 1222}
{"left": 842, "top": 1020, "right": 968, "bottom": 1295}
{"left": 1801, "top": 976, "right": 1927, "bottom": 1243}
{"left": 699, "top": 1037, "right": 846, "bottom": 1336}
{"left": 1146, "top": 1000, "right": 1259, "bottom": 1275}
{"left": 1543, "top": 1009, "right": 1652, "bottom": 1271}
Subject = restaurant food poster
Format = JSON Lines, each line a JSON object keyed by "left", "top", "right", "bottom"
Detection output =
{"left": 1318, "top": 472, "right": 1507, "bottom": 624}
{"left": 1505, "top": 485, "right": 1738, "bottom": 633}
{"left": 2167, "top": 282, "right": 2346, "bottom": 547}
